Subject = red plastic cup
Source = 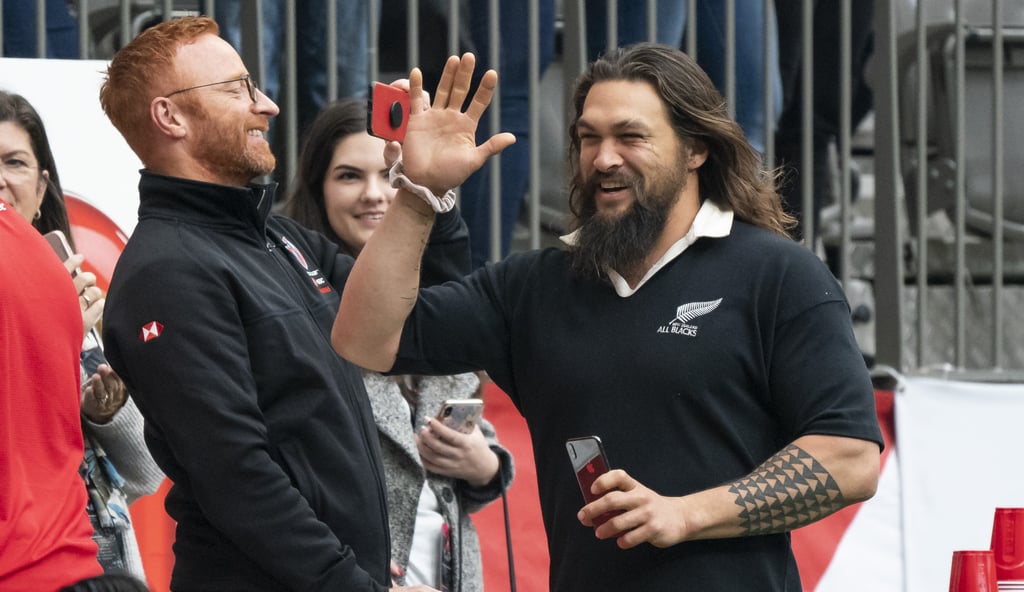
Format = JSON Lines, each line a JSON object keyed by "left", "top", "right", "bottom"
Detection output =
{"left": 992, "top": 508, "right": 1024, "bottom": 588}
{"left": 949, "top": 550, "right": 998, "bottom": 592}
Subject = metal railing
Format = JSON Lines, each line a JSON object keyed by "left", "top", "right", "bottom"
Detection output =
{"left": 873, "top": 0, "right": 1024, "bottom": 378}
{"left": 3, "top": 0, "right": 1023, "bottom": 377}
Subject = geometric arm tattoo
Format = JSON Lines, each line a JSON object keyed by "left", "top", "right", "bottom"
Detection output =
{"left": 727, "top": 444, "right": 846, "bottom": 536}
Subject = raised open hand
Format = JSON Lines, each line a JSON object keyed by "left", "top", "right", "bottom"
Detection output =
{"left": 398, "top": 53, "right": 516, "bottom": 196}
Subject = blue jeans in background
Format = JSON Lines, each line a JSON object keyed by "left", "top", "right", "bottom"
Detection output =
{"left": 2, "top": 0, "right": 79, "bottom": 58}
{"left": 459, "top": 0, "right": 556, "bottom": 268}
{"left": 212, "top": 0, "right": 373, "bottom": 138}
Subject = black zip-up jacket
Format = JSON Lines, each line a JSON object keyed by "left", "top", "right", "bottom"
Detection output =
{"left": 103, "top": 171, "right": 470, "bottom": 591}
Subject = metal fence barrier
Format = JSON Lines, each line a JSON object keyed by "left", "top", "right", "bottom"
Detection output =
{"left": 3, "top": 0, "right": 1022, "bottom": 378}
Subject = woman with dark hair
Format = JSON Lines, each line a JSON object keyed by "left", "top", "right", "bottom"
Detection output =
{"left": 0, "top": 90, "right": 165, "bottom": 581}
{"left": 281, "top": 98, "right": 514, "bottom": 591}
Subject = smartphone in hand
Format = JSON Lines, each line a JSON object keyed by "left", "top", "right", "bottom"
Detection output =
{"left": 566, "top": 435, "right": 622, "bottom": 527}
{"left": 435, "top": 398, "right": 484, "bottom": 434}
{"left": 43, "top": 229, "right": 79, "bottom": 276}
{"left": 367, "top": 82, "right": 410, "bottom": 142}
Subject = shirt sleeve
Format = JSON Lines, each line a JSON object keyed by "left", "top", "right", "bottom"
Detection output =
{"left": 766, "top": 252, "right": 884, "bottom": 450}
{"left": 83, "top": 396, "right": 165, "bottom": 503}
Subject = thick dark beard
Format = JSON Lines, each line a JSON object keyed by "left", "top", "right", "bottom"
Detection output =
{"left": 570, "top": 171, "right": 685, "bottom": 283}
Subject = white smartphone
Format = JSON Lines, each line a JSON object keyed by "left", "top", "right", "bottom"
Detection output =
{"left": 43, "top": 229, "right": 78, "bottom": 276}
{"left": 435, "top": 399, "right": 484, "bottom": 434}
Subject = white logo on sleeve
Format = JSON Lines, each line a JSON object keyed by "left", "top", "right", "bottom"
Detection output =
{"left": 657, "top": 298, "right": 723, "bottom": 337}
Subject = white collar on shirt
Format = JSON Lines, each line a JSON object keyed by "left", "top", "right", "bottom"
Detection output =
{"left": 560, "top": 199, "right": 734, "bottom": 297}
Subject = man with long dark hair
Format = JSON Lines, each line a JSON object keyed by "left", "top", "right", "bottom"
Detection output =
{"left": 334, "top": 44, "right": 882, "bottom": 590}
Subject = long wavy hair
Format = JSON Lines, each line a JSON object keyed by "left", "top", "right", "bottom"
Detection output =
{"left": 279, "top": 98, "right": 367, "bottom": 257}
{"left": 567, "top": 43, "right": 794, "bottom": 237}
{"left": 0, "top": 90, "right": 74, "bottom": 247}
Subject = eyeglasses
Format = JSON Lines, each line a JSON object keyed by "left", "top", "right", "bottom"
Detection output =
{"left": 0, "top": 158, "right": 39, "bottom": 182}
{"left": 166, "top": 74, "right": 258, "bottom": 104}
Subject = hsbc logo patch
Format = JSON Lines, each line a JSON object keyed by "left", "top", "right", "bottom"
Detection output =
{"left": 139, "top": 321, "right": 164, "bottom": 343}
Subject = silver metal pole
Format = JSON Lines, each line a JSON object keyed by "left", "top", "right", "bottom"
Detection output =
{"left": 838, "top": 0, "right": 852, "bottom": 287}
{"left": 762, "top": 0, "right": 774, "bottom": 168}
{"left": 408, "top": 0, "right": 419, "bottom": 68}
{"left": 992, "top": 0, "right": 1005, "bottom": 369}
{"left": 606, "top": 0, "right": 617, "bottom": 52}
{"left": 686, "top": 0, "right": 696, "bottom": 58}
{"left": 448, "top": 0, "right": 459, "bottom": 57}
{"left": 284, "top": 0, "right": 297, "bottom": 184}
{"left": 953, "top": 0, "right": 966, "bottom": 368}
{"left": 79, "top": 0, "right": 90, "bottom": 58}
{"left": 36, "top": 0, "right": 45, "bottom": 57}
{"left": 120, "top": 0, "right": 131, "bottom": 54}
{"left": 872, "top": 0, "right": 906, "bottom": 371}
{"left": 914, "top": 0, "right": 929, "bottom": 367}
{"left": 327, "top": 0, "right": 337, "bottom": 100}
{"left": 800, "top": 0, "right": 814, "bottom": 246}
{"left": 528, "top": 0, "right": 541, "bottom": 250}
{"left": 724, "top": 0, "right": 735, "bottom": 118}
{"left": 487, "top": 0, "right": 501, "bottom": 262}
{"left": 369, "top": 0, "right": 379, "bottom": 83}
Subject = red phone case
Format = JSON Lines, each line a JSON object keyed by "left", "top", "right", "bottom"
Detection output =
{"left": 367, "top": 82, "right": 410, "bottom": 142}
{"left": 566, "top": 436, "right": 623, "bottom": 527}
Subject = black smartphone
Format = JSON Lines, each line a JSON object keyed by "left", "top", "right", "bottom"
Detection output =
{"left": 566, "top": 435, "right": 622, "bottom": 526}
{"left": 435, "top": 399, "right": 484, "bottom": 434}
{"left": 367, "top": 81, "right": 410, "bottom": 142}
{"left": 43, "top": 229, "right": 78, "bottom": 276}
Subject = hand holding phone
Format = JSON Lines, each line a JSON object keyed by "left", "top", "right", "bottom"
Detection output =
{"left": 43, "top": 229, "right": 79, "bottom": 276}
{"left": 367, "top": 82, "right": 411, "bottom": 142}
{"left": 435, "top": 398, "right": 484, "bottom": 434}
{"left": 566, "top": 435, "right": 623, "bottom": 527}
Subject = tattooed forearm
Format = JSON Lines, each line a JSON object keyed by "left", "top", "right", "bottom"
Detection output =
{"left": 728, "top": 444, "right": 846, "bottom": 536}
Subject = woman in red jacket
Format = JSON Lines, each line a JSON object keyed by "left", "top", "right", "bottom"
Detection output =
{"left": 0, "top": 116, "right": 102, "bottom": 589}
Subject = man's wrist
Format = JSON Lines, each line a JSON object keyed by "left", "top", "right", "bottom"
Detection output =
{"left": 388, "top": 158, "right": 456, "bottom": 213}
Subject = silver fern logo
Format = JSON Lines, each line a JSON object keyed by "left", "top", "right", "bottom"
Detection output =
{"left": 657, "top": 298, "right": 723, "bottom": 337}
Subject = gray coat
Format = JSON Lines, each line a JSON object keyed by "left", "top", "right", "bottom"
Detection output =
{"left": 363, "top": 372, "right": 514, "bottom": 592}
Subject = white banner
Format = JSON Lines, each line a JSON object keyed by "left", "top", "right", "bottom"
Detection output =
{"left": 897, "top": 377, "right": 1024, "bottom": 592}
{"left": 0, "top": 57, "right": 142, "bottom": 236}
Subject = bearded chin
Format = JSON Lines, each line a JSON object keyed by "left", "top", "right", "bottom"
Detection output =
{"left": 244, "top": 148, "right": 276, "bottom": 180}
{"left": 570, "top": 180, "right": 674, "bottom": 283}
{"left": 192, "top": 119, "right": 276, "bottom": 183}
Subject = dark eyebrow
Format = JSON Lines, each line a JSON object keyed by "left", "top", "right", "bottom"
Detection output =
{"left": 577, "top": 118, "right": 653, "bottom": 134}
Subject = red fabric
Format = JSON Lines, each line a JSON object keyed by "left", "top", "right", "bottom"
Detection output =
{"left": 473, "top": 382, "right": 551, "bottom": 592}
{"left": 130, "top": 480, "right": 175, "bottom": 592}
{"left": 0, "top": 206, "right": 103, "bottom": 590}
{"left": 66, "top": 193, "right": 128, "bottom": 293}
